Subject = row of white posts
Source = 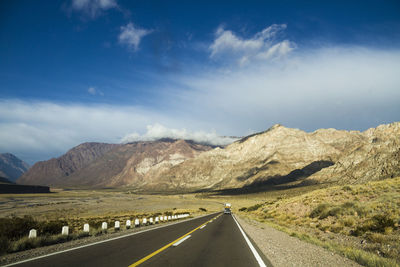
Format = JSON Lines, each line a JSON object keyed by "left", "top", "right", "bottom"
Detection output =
{"left": 28, "top": 214, "right": 190, "bottom": 238}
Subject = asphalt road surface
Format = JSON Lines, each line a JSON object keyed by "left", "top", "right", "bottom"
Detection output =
{"left": 6, "top": 213, "right": 271, "bottom": 267}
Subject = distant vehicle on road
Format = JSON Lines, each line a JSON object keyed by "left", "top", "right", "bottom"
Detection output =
{"left": 224, "top": 203, "right": 232, "bottom": 214}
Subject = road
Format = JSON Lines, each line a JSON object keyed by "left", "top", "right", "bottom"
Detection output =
{"left": 6, "top": 213, "right": 271, "bottom": 267}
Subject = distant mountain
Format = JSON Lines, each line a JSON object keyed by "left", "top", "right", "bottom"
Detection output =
{"left": 17, "top": 122, "right": 400, "bottom": 192}
{"left": 0, "top": 153, "right": 30, "bottom": 182}
{"left": 17, "top": 139, "right": 213, "bottom": 188}
{"left": 17, "top": 142, "right": 119, "bottom": 185}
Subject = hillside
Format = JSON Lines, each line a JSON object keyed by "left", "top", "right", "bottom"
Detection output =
{"left": 139, "top": 124, "right": 365, "bottom": 191}
{"left": 0, "top": 153, "right": 30, "bottom": 182}
{"left": 17, "top": 143, "right": 119, "bottom": 185}
{"left": 18, "top": 139, "right": 213, "bottom": 188}
{"left": 304, "top": 122, "right": 400, "bottom": 185}
{"left": 236, "top": 177, "right": 400, "bottom": 266}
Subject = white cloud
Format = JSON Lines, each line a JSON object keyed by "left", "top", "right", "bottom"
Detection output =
{"left": 88, "top": 87, "right": 96, "bottom": 95}
{"left": 88, "top": 86, "right": 104, "bottom": 96}
{"left": 175, "top": 47, "right": 400, "bottom": 133}
{"left": 0, "top": 100, "right": 167, "bottom": 162}
{"left": 209, "top": 24, "right": 295, "bottom": 65}
{"left": 118, "top": 23, "right": 152, "bottom": 51}
{"left": 71, "top": 0, "right": 118, "bottom": 18}
{"left": 121, "top": 123, "right": 237, "bottom": 146}
{"left": 1, "top": 47, "right": 400, "bottom": 164}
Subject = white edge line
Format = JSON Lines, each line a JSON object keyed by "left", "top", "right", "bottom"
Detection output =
{"left": 1, "top": 212, "right": 219, "bottom": 267}
{"left": 200, "top": 225, "right": 206, "bottom": 229}
{"left": 172, "top": 235, "right": 191, "bottom": 246}
{"left": 232, "top": 215, "right": 267, "bottom": 267}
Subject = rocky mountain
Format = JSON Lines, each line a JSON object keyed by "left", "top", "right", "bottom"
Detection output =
{"left": 138, "top": 124, "right": 367, "bottom": 192}
{"left": 304, "top": 122, "right": 400, "bottom": 185}
{"left": 17, "top": 122, "right": 400, "bottom": 191}
{"left": 17, "top": 142, "right": 119, "bottom": 185}
{"left": 17, "top": 139, "right": 213, "bottom": 187}
{"left": 0, "top": 153, "right": 30, "bottom": 182}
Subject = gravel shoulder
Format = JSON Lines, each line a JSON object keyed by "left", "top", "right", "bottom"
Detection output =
{"left": 236, "top": 215, "right": 362, "bottom": 267}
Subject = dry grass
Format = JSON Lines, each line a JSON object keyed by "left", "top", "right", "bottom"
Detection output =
{"left": 231, "top": 177, "right": 400, "bottom": 267}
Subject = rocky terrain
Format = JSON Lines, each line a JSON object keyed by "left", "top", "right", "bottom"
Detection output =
{"left": 0, "top": 153, "right": 29, "bottom": 182}
{"left": 18, "top": 139, "right": 212, "bottom": 188}
{"left": 17, "top": 122, "right": 400, "bottom": 191}
{"left": 18, "top": 142, "right": 118, "bottom": 186}
{"left": 304, "top": 122, "right": 400, "bottom": 185}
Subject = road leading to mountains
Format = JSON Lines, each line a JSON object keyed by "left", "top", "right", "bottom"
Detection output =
{"left": 5, "top": 213, "right": 270, "bottom": 267}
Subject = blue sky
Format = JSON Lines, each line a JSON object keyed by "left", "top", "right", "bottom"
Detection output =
{"left": 1, "top": 0, "right": 400, "bottom": 164}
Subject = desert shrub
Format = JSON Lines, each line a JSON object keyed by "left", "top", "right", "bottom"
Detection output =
{"left": 341, "top": 217, "right": 356, "bottom": 227}
{"left": 39, "top": 220, "right": 66, "bottom": 235}
{"left": 246, "top": 204, "right": 263, "bottom": 212}
{"left": 352, "top": 214, "right": 396, "bottom": 236}
{"left": 369, "top": 214, "right": 395, "bottom": 232}
{"left": 342, "top": 185, "right": 352, "bottom": 191}
{"left": 164, "top": 211, "right": 173, "bottom": 216}
{"left": 310, "top": 202, "right": 366, "bottom": 219}
{"left": 87, "top": 219, "right": 102, "bottom": 229}
{"left": 199, "top": 208, "right": 207, "bottom": 212}
{"left": 0, "top": 216, "right": 37, "bottom": 240}
{"left": 239, "top": 207, "right": 247, "bottom": 212}
{"left": 310, "top": 203, "right": 331, "bottom": 218}
{"left": 0, "top": 235, "right": 9, "bottom": 255}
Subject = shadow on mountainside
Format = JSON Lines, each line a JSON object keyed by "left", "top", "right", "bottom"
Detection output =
{"left": 211, "top": 160, "right": 334, "bottom": 195}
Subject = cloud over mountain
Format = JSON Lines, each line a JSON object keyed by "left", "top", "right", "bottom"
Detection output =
{"left": 121, "top": 124, "right": 237, "bottom": 146}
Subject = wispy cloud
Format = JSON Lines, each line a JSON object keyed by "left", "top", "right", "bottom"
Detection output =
{"left": 118, "top": 23, "right": 152, "bottom": 51}
{"left": 210, "top": 24, "right": 295, "bottom": 65}
{"left": 121, "top": 123, "right": 237, "bottom": 146}
{"left": 71, "top": 0, "right": 118, "bottom": 18}
{"left": 88, "top": 86, "right": 104, "bottom": 96}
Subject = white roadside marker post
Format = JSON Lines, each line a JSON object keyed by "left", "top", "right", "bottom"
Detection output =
{"left": 102, "top": 222, "right": 108, "bottom": 230}
{"left": 142, "top": 218, "right": 147, "bottom": 226}
{"left": 29, "top": 229, "right": 37, "bottom": 238}
{"left": 164, "top": 216, "right": 167, "bottom": 221}
{"left": 155, "top": 217, "right": 159, "bottom": 224}
{"left": 126, "top": 220, "right": 131, "bottom": 229}
{"left": 115, "top": 221, "right": 120, "bottom": 230}
{"left": 61, "top": 226, "right": 69, "bottom": 236}
{"left": 83, "top": 223, "right": 90, "bottom": 232}
{"left": 135, "top": 219, "right": 140, "bottom": 227}
{"left": 149, "top": 218, "right": 153, "bottom": 225}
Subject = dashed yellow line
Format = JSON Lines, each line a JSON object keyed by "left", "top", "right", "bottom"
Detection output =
{"left": 129, "top": 214, "right": 221, "bottom": 266}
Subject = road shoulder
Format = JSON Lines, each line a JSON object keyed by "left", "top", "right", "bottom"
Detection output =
{"left": 235, "top": 215, "right": 362, "bottom": 267}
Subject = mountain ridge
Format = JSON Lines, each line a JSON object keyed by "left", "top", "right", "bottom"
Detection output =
{"left": 0, "top": 153, "right": 30, "bottom": 182}
{"left": 17, "top": 122, "right": 400, "bottom": 192}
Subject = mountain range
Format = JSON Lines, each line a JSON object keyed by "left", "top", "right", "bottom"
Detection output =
{"left": 0, "top": 153, "right": 30, "bottom": 182}
{"left": 17, "top": 122, "right": 400, "bottom": 192}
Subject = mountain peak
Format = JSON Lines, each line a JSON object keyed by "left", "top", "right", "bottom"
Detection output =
{"left": 0, "top": 153, "right": 30, "bottom": 182}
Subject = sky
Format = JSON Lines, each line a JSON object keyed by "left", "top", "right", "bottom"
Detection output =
{"left": 1, "top": 0, "right": 400, "bottom": 164}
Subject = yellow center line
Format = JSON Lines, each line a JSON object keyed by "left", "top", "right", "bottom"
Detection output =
{"left": 129, "top": 213, "right": 221, "bottom": 267}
